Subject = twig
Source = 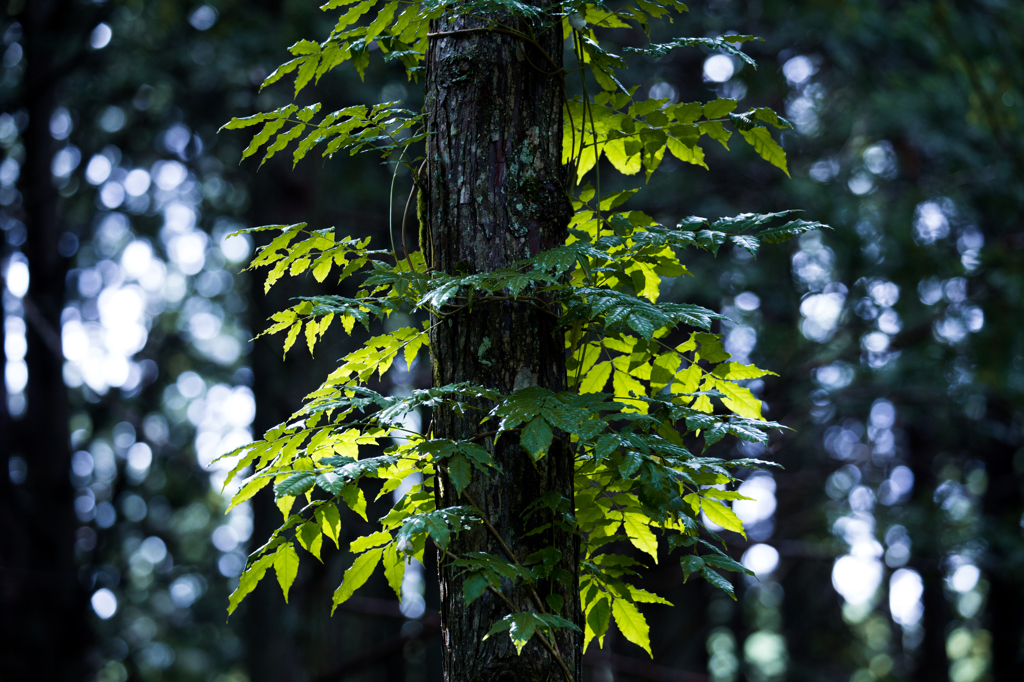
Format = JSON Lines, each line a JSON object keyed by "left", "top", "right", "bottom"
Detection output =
{"left": 485, "top": 584, "right": 575, "bottom": 682}
{"left": 400, "top": 159, "right": 427, "bottom": 271}
{"left": 460, "top": 490, "right": 568, "bottom": 665}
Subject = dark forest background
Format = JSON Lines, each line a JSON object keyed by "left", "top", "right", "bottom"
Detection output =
{"left": 1, "top": 0, "right": 1022, "bottom": 681}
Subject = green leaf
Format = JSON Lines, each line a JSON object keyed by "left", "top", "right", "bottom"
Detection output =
{"left": 679, "top": 554, "right": 704, "bottom": 581}
{"left": 227, "top": 474, "right": 272, "bottom": 513}
{"left": 695, "top": 229, "right": 727, "bottom": 255}
{"left": 581, "top": 361, "right": 612, "bottom": 393}
{"left": 288, "top": 39, "right": 321, "bottom": 56}
{"left": 730, "top": 234, "right": 759, "bottom": 257}
{"left": 699, "top": 120, "right": 732, "bottom": 149}
{"left": 521, "top": 416, "right": 554, "bottom": 461}
{"left": 447, "top": 453, "right": 472, "bottom": 494}
{"left": 383, "top": 543, "right": 405, "bottom": 600}
{"left": 339, "top": 485, "right": 369, "bottom": 521}
{"left": 297, "top": 521, "right": 323, "bottom": 561}
{"left": 227, "top": 552, "right": 276, "bottom": 615}
{"left": 623, "top": 512, "right": 658, "bottom": 563}
{"left": 756, "top": 219, "right": 828, "bottom": 244}
{"left": 700, "top": 498, "right": 746, "bottom": 538}
{"left": 749, "top": 106, "right": 793, "bottom": 130}
{"left": 714, "top": 379, "right": 763, "bottom": 420}
{"left": 331, "top": 547, "right": 384, "bottom": 614}
{"left": 546, "top": 594, "right": 565, "bottom": 613}
{"left": 305, "top": 319, "right": 318, "bottom": 356}
{"left": 711, "top": 362, "right": 776, "bottom": 380}
{"left": 711, "top": 210, "right": 799, "bottom": 233}
{"left": 612, "top": 599, "right": 652, "bottom": 657}
{"left": 283, "top": 321, "right": 302, "bottom": 357}
{"left": 261, "top": 59, "right": 301, "bottom": 90}
{"left": 669, "top": 101, "right": 703, "bottom": 123}
{"left": 274, "top": 543, "right": 300, "bottom": 603}
{"left": 275, "top": 471, "right": 316, "bottom": 499}
{"left": 316, "top": 504, "right": 342, "bottom": 548}
{"left": 703, "top": 553, "right": 754, "bottom": 576}
{"left": 628, "top": 585, "right": 672, "bottom": 605}
{"left": 485, "top": 612, "right": 579, "bottom": 655}
{"left": 350, "top": 530, "right": 392, "bottom": 553}
{"left": 703, "top": 98, "right": 737, "bottom": 119}
{"left": 584, "top": 595, "right": 611, "bottom": 652}
{"left": 623, "top": 35, "right": 759, "bottom": 67}
{"left": 700, "top": 566, "right": 736, "bottom": 599}
{"left": 396, "top": 508, "right": 477, "bottom": 552}
{"left": 739, "top": 127, "right": 789, "bottom": 177}
{"left": 463, "top": 572, "right": 492, "bottom": 605}
{"left": 693, "top": 333, "right": 730, "bottom": 363}
{"left": 666, "top": 137, "right": 707, "bottom": 168}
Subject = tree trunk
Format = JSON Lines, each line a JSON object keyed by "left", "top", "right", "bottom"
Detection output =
{"left": 977, "top": 409, "right": 1024, "bottom": 680}
{"left": 425, "top": 6, "right": 579, "bottom": 681}
{"left": 0, "top": 1, "right": 85, "bottom": 679}
{"left": 906, "top": 422, "right": 949, "bottom": 682}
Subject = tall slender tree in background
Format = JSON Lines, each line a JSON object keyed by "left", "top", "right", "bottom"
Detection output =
{"left": 3, "top": 1, "right": 85, "bottom": 677}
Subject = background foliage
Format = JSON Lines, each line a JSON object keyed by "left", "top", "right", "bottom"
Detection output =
{"left": 1, "top": 0, "right": 1021, "bottom": 681}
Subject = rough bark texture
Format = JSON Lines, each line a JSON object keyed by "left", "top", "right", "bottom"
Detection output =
{"left": 425, "top": 7, "right": 579, "bottom": 681}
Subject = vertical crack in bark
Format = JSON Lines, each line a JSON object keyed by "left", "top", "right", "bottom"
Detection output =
{"left": 426, "top": 6, "right": 579, "bottom": 681}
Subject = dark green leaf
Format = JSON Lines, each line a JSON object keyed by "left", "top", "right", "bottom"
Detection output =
{"left": 275, "top": 471, "right": 316, "bottom": 499}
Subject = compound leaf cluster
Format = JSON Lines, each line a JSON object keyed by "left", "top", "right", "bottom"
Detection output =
{"left": 220, "top": 0, "right": 825, "bottom": 662}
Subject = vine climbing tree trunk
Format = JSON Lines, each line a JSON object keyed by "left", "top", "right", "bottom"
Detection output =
{"left": 425, "top": 6, "right": 579, "bottom": 681}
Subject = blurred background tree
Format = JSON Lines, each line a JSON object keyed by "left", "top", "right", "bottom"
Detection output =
{"left": 0, "top": 1, "right": 1020, "bottom": 682}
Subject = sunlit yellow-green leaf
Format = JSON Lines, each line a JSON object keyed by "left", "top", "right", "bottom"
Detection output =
{"left": 227, "top": 552, "right": 276, "bottom": 615}
{"left": 701, "top": 498, "right": 746, "bottom": 538}
{"left": 623, "top": 512, "right": 658, "bottom": 563}
{"left": 227, "top": 474, "right": 272, "bottom": 513}
{"left": 714, "top": 379, "right": 763, "bottom": 420}
{"left": 317, "top": 504, "right": 342, "bottom": 548}
{"left": 612, "top": 599, "right": 652, "bottom": 657}
{"left": 584, "top": 595, "right": 611, "bottom": 653}
{"left": 711, "top": 362, "right": 776, "bottom": 380}
{"left": 297, "top": 521, "right": 323, "bottom": 561}
{"left": 332, "top": 547, "right": 384, "bottom": 614}
{"left": 666, "top": 137, "right": 708, "bottom": 168}
{"left": 626, "top": 261, "right": 660, "bottom": 302}
{"left": 692, "top": 376, "right": 715, "bottom": 413}
{"left": 276, "top": 494, "right": 296, "bottom": 521}
{"left": 305, "top": 320, "right": 318, "bottom": 357}
{"left": 274, "top": 543, "right": 300, "bottom": 602}
{"left": 340, "top": 484, "right": 368, "bottom": 521}
{"left": 613, "top": 366, "right": 648, "bottom": 413}
{"left": 739, "top": 127, "right": 789, "bottom": 177}
{"left": 351, "top": 530, "right": 392, "bottom": 553}
{"left": 383, "top": 543, "right": 405, "bottom": 600}
{"left": 312, "top": 254, "right": 333, "bottom": 282}
{"left": 581, "top": 361, "right": 612, "bottom": 393}
{"left": 283, "top": 321, "right": 302, "bottom": 358}
{"left": 605, "top": 138, "right": 642, "bottom": 175}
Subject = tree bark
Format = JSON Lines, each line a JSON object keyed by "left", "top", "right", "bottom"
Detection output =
{"left": 425, "top": 6, "right": 579, "bottom": 681}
